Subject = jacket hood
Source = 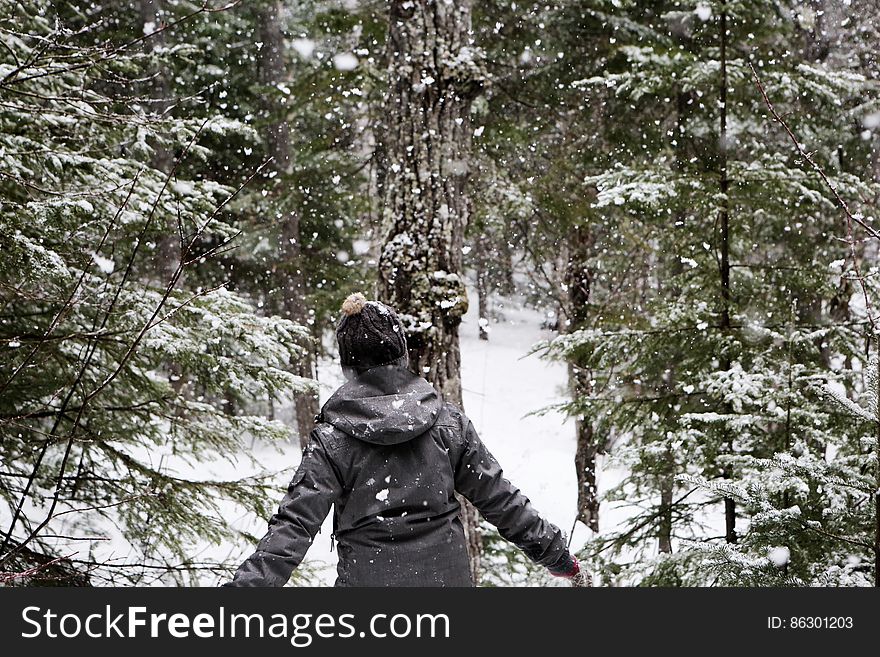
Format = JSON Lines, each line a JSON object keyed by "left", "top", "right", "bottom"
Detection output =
{"left": 320, "top": 364, "right": 442, "bottom": 445}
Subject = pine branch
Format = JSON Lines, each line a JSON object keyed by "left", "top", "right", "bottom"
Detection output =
{"left": 0, "top": 119, "right": 212, "bottom": 560}
{"left": 0, "top": 552, "right": 77, "bottom": 585}
{"left": 0, "top": 171, "right": 139, "bottom": 399}
{"left": 0, "top": 1, "right": 244, "bottom": 89}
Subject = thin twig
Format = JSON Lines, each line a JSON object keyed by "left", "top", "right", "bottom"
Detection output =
{"left": 749, "top": 62, "right": 876, "bottom": 330}
{"left": 0, "top": 553, "right": 77, "bottom": 584}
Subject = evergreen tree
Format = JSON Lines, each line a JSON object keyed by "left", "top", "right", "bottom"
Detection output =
{"left": 540, "top": 0, "right": 879, "bottom": 585}
{"left": 472, "top": 0, "right": 626, "bottom": 537}
{"left": 0, "top": 0, "right": 315, "bottom": 585}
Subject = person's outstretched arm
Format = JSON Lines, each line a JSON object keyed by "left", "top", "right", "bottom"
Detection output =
{"left": 223, "top": 431, "right": 343, "bottom": 587}
{"left": 450, "top": 412, "right": 579, "bottom": 578}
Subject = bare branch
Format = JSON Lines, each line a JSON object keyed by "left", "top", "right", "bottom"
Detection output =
{"left": 749, "top": 62, "right": 877, "bottom": 331}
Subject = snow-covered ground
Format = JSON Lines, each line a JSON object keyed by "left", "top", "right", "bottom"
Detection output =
{"left": 458, "top": 292, "right": 585, "bottom": 552}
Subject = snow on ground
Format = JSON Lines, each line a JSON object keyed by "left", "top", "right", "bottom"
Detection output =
{"left": 458, "top": 291, "right": 581, "bottom": 548}
{"left": 457, "top": 289, "right": 636, "bottom": 563}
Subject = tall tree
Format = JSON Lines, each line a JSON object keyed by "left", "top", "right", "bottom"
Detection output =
{"left": 470, "top": 0, "right": 626, "bottom": 539}
{"left": 565, "top": 224, "right": 600, "bottom": 532}
{"left": 256, "top": 0, "right": 319, "bottom": 449}
{"left": 717, "top": 0, "right": 737, "bottom": 546}
{"left": 376, "top": 0, "right": 486, "bottom": 580}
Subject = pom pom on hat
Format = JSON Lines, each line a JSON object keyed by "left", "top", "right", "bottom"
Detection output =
{"left": 341, "top": 292, "right": 367, "bottom": 316}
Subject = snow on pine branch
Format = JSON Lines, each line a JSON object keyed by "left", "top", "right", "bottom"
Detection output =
{"left": 676, "top": 473, "right": 775, "bottom": 511}
{"left": 812, "top": 354, "right": 878, "bottom": 424}
{"left": 586, "top": 167, "right": 679, "bottom": 209}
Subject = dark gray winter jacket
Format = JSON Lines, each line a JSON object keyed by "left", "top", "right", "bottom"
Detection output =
{"left": 226, "top": 364, "right": 576, "bottom": 587}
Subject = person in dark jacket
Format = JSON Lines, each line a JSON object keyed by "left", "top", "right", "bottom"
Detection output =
{"left": 225, "top": 292, "right": 582, "bottom": 587}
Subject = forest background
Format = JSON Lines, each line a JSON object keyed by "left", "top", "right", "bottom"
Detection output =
{"left": 2, "top": 0, "right": 880, "bottom": 587}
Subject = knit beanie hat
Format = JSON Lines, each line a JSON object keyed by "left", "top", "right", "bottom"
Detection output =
{"left": 336, "top": 292, "right": 408, "bottom": 372}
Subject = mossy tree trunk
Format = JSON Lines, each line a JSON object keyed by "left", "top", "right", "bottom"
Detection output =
{"left": 377, "top": 0, "right": 485, "bottom": 582}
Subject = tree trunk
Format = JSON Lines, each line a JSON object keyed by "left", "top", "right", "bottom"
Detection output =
{"left": 573, "top": 415, "right": 599, "bottom": 532}
{"left": 656, "top": 91, "right": 692, "bottom": 555}
{"left": 377, "top": 0, "right": 484, "bottom": 582}
{"left": 658, "top": 448, "right": 674, "bottom": 554}
{"left": 875, "top": 355, "right": 880, "bottom": 587}
{"left": 257, "top": 0, "right": 318, "bottom": 450}
{"left": 718, "top": 0, "right": 737, "bottom": 545}
{"left": 475, "top": 234, "right": 489, "bottom": 340}
{"left": 139, "top": 0, "right": 177, "bottom": 281}
{"left": 874, "top": 84, "right": 880, "bottom": 589}
{"left": 565, "top": 224, "right": 599, "bottom": 532}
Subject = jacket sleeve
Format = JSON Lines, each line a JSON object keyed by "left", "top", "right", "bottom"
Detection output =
{"left": 451, "top": 415, "right": 577, "bottom": 575}
{"left": 224, "top": 431, "right": 343, "bottom": 587}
